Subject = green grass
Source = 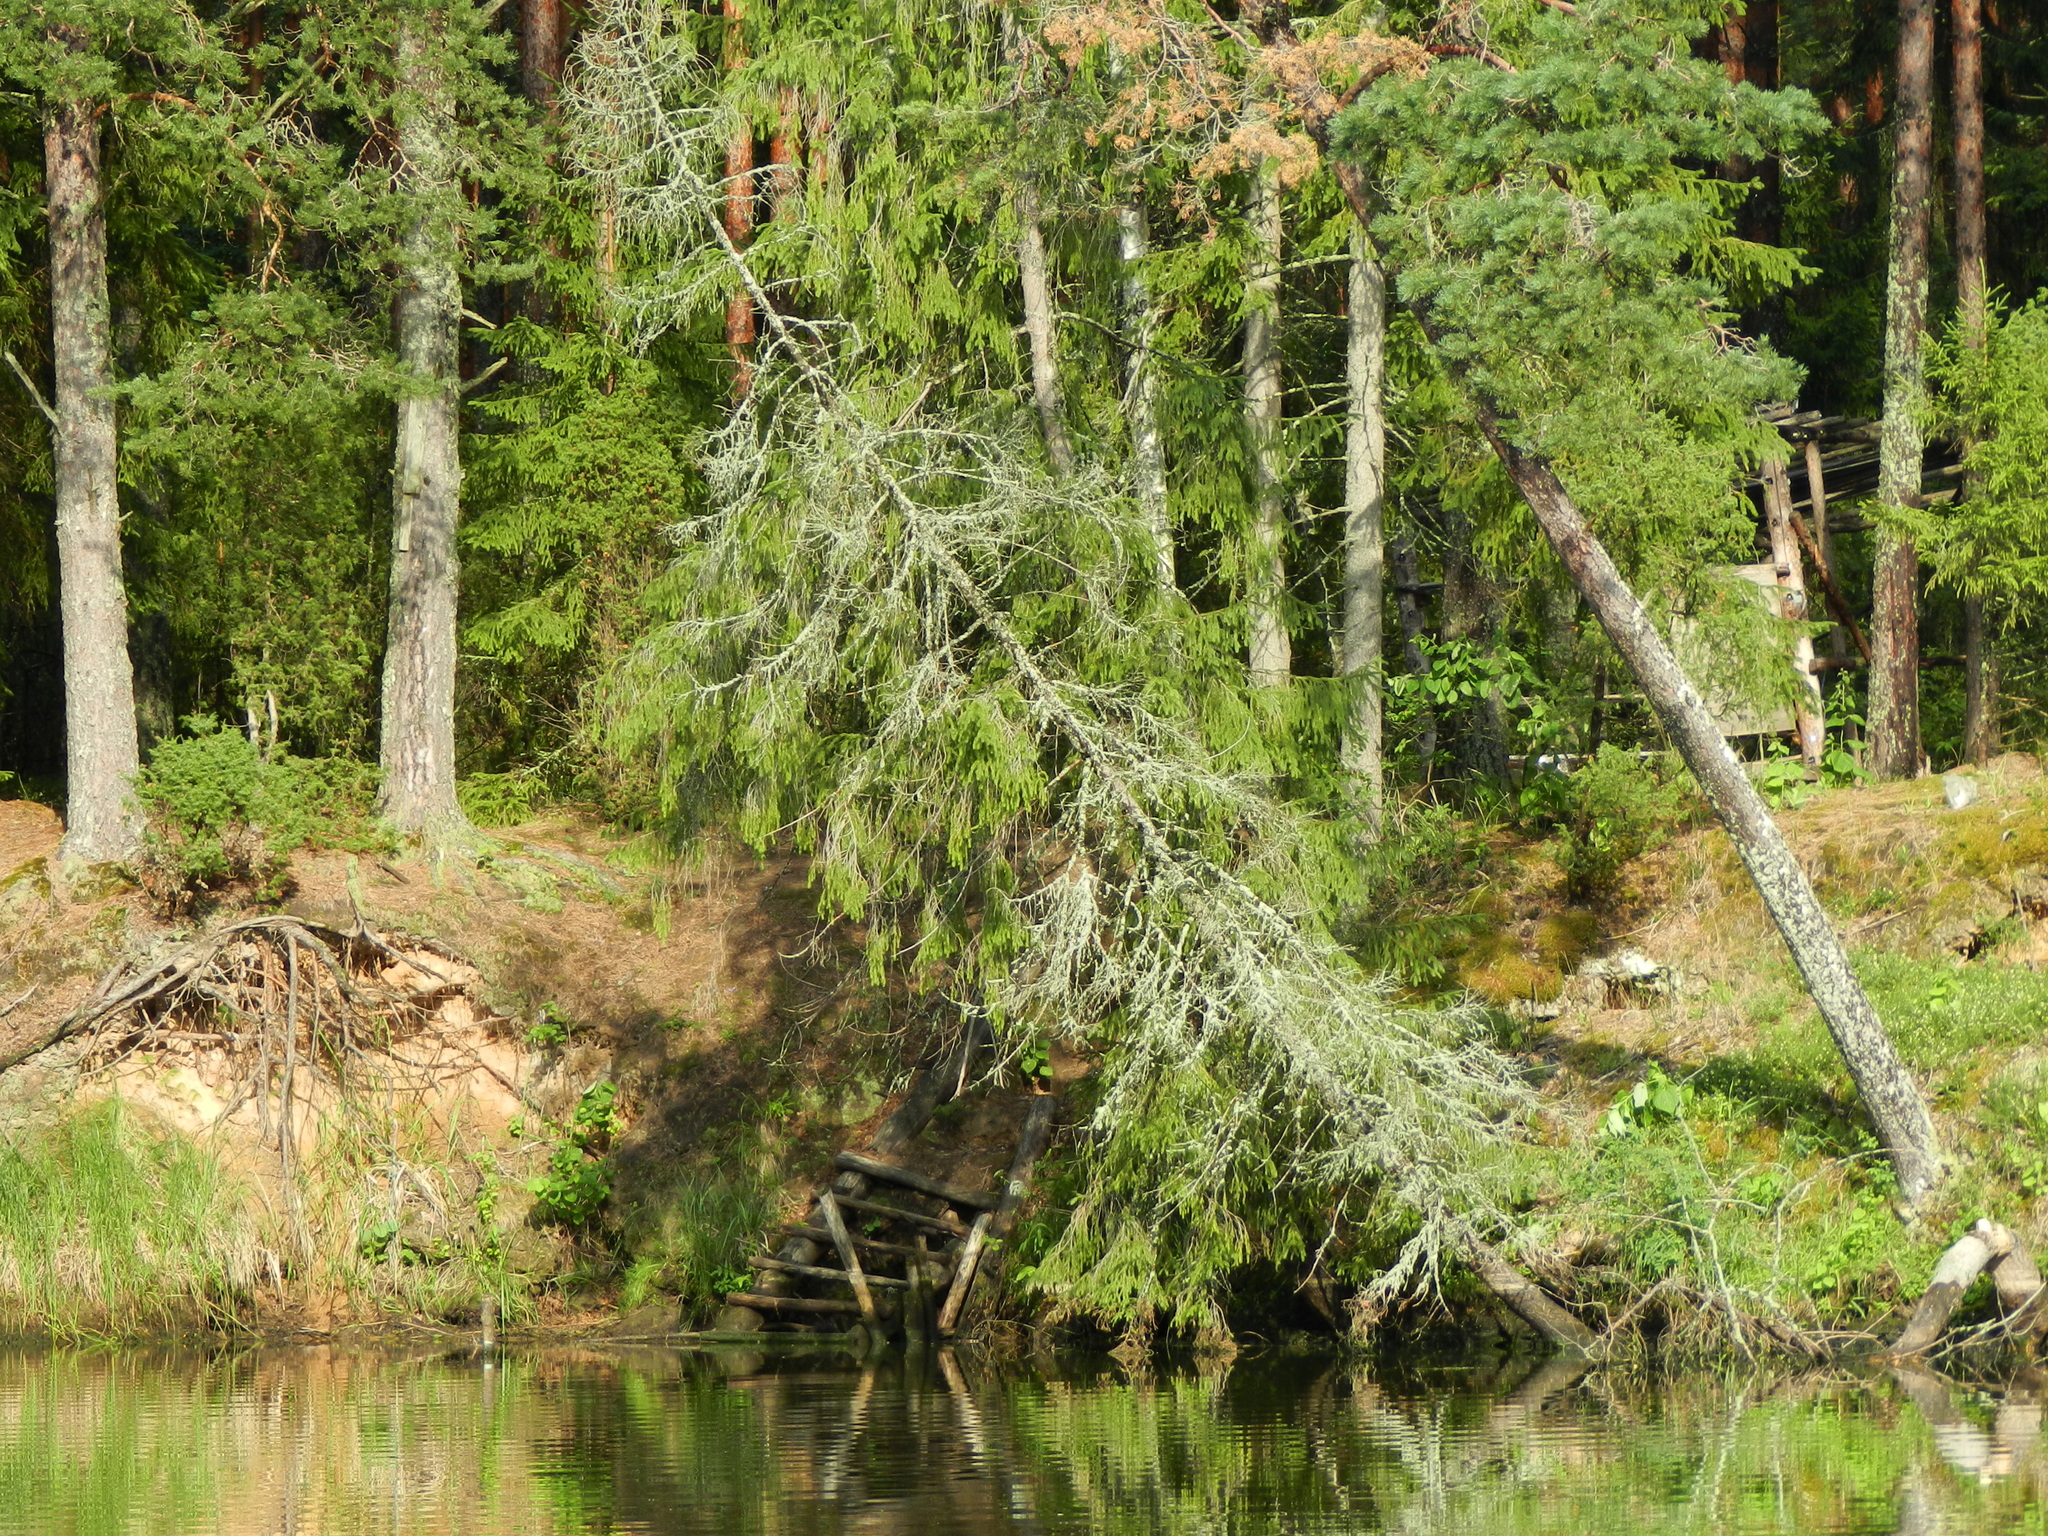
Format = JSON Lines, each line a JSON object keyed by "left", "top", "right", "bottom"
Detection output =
{"left": 615, "top": 1158, "right": 779, "bottom": 1316}
{"left": 0, "top": 1099, "right": 261, "bottom": 1337}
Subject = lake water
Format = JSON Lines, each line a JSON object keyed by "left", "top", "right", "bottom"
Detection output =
{"left": 0, "top": 1344, "right": 2043, "bottom": 1534}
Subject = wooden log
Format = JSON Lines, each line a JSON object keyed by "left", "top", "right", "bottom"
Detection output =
{"left": 937, "top": 1212, "right": 992, "bottom": 1336}
{"left": 747, "top": 1255, "right": 911, "bottom": 1290}
{"left": 1891, "top": 1227, "right": 1999, "bottom": 1357}
{"left": 1465, "top": 1237, "right": 1598, "bottom": 1358}
{"left": 777, "top": 1224, "right": 958, "bottom": 1266}
{"left": 827, "top": 1194, "right": 973, "bottom": 1239}
{"left": 724, "top": 1291, "right": 861, "bottom": 1316}
{"left": 817, "top": 1192, "right": 878, "bottom": 1324}
{"left": 1760, "top": 459, "right": 1825, "bottom": 765}
{"left": 1977, "top": 1219, "right": 2045, "bottom": 1331}
{"left": 939, "top": 1095, "right": 1059, "bottom": 1335}
{"left": 834, "top": 1153, "right": 998, "bottom": 1210}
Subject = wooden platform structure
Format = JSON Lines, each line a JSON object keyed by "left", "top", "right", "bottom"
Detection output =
{"left": 723, "top": 1095, "right": 1057, "bottom": 1343}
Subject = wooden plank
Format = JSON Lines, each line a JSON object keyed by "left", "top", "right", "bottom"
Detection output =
{"left": 748, "top": 1255, "right": 912, "bottom": 1290}
{"left": 777, "top": 1224, "right": 957, "bottom": 1265}
{"left": 724, "top": 1291, "right": 861, "bottom": 1316}
{"left": 830, "top": 1194, "right": 972, "bottom": 1238}
{"left": 939, "top": 1095, "right": 1059, "bottom": 1336}
{"left": 936, "top": 1212, "right": 992, "bottom": 1336}
{"left": 817, "top": 1193, "right": 878, "bottom": 1324}
{"left": 834, "top": 1152, "right": 998, "bottom": 1210}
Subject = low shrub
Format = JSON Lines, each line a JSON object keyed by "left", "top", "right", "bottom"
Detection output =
{"left": 134, "top": 715, "right": 381, "bottom": 912}
{"left": 1521, "top": 745, "right": 1701, "bottom": 899}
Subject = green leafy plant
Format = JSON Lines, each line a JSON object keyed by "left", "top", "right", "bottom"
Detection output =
{"left": 529, "top": 1082, "right": 623, "bottom": 1226}
{"left": 1602, "top": 1065, "right": 1694, "bottom": 1139}
{"left": 524, "top": 1003, "right": 572, "bottom": 1047}
{"left": 1017, "top": 1039, "right": 1052, "bottom": 1082}
{"left": 529, "top": 1144, "right": 612, "bottom": 1227}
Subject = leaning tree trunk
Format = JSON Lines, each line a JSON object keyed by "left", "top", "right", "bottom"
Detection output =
{"left": 1954, "top": 0, "right": 1999, "bottom": 765}
{"left": 1017, "top": 180, "right": 1076, "bottom": 480}
{"left": 377, "top": 25, "right": 469, "bottom": 840}
{"left": 1339, "top": 225, "right": 1387, "bottom": 831}
{"left": 1116, "top": 197, "right": 1173, "bottom": 589}
{"left": 1870, "top": 0, "right": 1936, "bottom": 780}
{"left": 1244, "top": 159, "right": 1289, "bottom": 687}
{"left": 45, "top": 96, "right": 141, "bottom": 865}
{"left": 1273, "top": 36, "right": 1945, "bottom": 1205}
{"left": 1471, "top": 425, "right": 1942, "bottom": 1205}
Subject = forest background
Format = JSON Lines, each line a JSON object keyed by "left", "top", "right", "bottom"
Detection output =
{"left": 3, "top": 0, "right": 2048, "bottom": 1351}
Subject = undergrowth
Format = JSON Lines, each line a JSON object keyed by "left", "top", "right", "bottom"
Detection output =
{"left": 134, "top": 715, "right": 384, "bottom": 913}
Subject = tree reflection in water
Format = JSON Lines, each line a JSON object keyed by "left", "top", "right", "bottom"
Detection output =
{"left": 0, "top": 1345, "right": 2044, "bottom": 1534}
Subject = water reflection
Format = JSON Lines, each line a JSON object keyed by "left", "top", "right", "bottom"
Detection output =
{"left": 0, "top": 1343, "right": 2045, "bottom": 1534}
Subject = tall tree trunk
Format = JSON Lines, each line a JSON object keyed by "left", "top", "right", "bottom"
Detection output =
{"left": 1955, "top": 0, "right": 1999, "bottom": 765}
{"left": 768, "top": 87, "right": 801, "bottom": 218}
{"left": 1339, "top": 226, "right": 1386, "bottom": 830}
{"left": 1244, "top": 159, "right": 1289, "bottom": 686}
{"left": 45, "top": 95, "right": 141, "bottom": 864}
{"left": 520, "top": 0, "right": 562, "bottom": 110}
{"left": 1390, "top": 532, "right": 1436, "bottom": 768}
{"left": 1276, "top": 42, "right": 1944, "bottom": 1205}
{"left": 721, "top": 0, "right": 756, "bottom": 397}
{"left": 1116, "top": 198, "right": 1172, "bottom": 588}
{"left": 1871, "top": 0, "right": 1935, "bottom": 780}
{"left": 378, "top": 24, "right": 469, "bottom": 839}
{"left": 1017, "top": 181, "right": 1076, "bottom": 479}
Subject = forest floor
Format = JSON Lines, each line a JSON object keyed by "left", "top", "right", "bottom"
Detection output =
{"left": 2, "top": 755, "right": 2046, "bottom": 1353}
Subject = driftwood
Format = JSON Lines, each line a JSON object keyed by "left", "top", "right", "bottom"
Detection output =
{"left": 939, "top": 1094, "right": 1059, "bottom": 1335}
{"left": 1465, "top": 1236, "right": 1600, "bottom": 1358}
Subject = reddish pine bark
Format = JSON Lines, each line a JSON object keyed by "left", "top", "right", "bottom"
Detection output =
{"left": 1870, "top": 0, "right": 1936, "bottom": 779}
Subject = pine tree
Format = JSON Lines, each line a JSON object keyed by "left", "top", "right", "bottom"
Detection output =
{"left": 0, "top": 3, "right": 229, "bottom": 863}
{"left": 1870, "top": 0, "right": 1936, "bottom": 779}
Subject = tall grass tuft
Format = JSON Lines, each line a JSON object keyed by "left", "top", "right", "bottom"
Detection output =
{"left": 0, "top": 1099, "right": 262, "bottom": 1337}
{"left": 617, "top": 1160, "right": 779, "bottom": 1317}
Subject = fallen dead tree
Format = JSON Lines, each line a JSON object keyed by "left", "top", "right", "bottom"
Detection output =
{"left": 1890, "top": 1220, "right": 2046, "bottom": 1358}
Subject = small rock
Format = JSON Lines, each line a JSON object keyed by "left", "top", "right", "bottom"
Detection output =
{"left": 610, "top": 1301, "right": 679, "bottom": 1337}
{"left": 1576, "top": 948, "right": 1678, "bottom": 1005}
{"left": 1943, "top": 773, "right": 1979, "bottom": 811}
{"left": 711, "top": 1303, "right": 766, "bottom": 1333}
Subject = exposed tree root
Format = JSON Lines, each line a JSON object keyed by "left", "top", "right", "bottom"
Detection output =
{"left": 4, "top": 910, "right": 521, "bottom": 1131}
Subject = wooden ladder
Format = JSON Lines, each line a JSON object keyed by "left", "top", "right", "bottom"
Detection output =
{"left": 726, "top": 1095, "right": 1056, "bottom": 1340}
